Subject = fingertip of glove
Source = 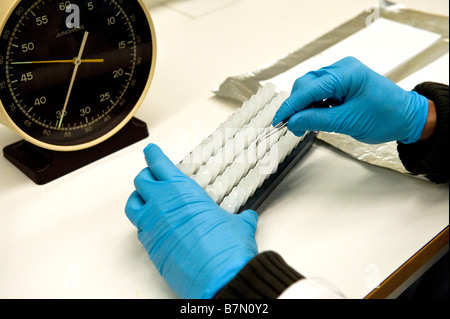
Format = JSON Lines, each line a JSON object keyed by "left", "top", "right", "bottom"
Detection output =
{"left": 272, "top": 111, "right": 284, "bottom": 126}
{"left": 272, "top": 116, "right": 280, "bottom": 126}
{"left": 144, "top": 143, "right": 159, "bottom": 155}
{"left": 273, "top": 101, "right": 295, "bottom": 126}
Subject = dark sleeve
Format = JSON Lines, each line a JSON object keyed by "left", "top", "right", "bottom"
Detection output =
{"left": 397, "top": 82, "right": 449, "bottom": 184}
{"left": 214, "top": 251, "right": 304, "bottom": 299}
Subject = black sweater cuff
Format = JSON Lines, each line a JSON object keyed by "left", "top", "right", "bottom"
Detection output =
{"left": 214, "top": 251, "right": 304, "bottom": 299}
{"left": 397, "top": 82, "right": 449, "bottom": 184}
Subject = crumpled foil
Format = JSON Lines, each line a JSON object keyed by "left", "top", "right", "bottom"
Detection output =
{"left": 214, "top": 1, "right": 448, "bottom": 179}
{"left": 317, "top": 132, "right": 409, "bottom": 175}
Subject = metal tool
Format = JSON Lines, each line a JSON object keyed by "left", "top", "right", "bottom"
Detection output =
{"left": 255, "top": 98, "right": 339, "bottom": 146}
{"left": 256, "top": 120, "right": 289, "bottom": 146}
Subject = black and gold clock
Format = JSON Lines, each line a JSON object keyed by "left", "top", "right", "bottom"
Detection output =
{"left": 0, "top": 0, "right": 156, "bottom": 183}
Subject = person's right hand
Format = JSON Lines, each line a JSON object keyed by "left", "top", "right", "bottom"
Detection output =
{"left": 273, "top": 56, "right": 429, "bottom": 144}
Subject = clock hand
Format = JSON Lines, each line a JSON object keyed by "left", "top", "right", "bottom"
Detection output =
{"left": 11, "top": 59, "right": 104, "bottom": 65}
{"left": 57, "top": 31, "right": 89, "bottom": 129}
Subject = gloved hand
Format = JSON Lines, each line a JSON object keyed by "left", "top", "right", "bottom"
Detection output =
{"left": 273, "top": 56, "right": 429, "bottom": 144}
{"left": 125, "top": 144, "right": 259, "bottom": 299}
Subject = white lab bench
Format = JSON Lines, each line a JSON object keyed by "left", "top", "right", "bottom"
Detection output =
{"left": 0, "top": 0, "right": 448, "bottom": 299}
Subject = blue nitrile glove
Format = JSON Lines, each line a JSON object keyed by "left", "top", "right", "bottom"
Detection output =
{"left": 273, "top": 56, "right": 429, "bottom": 144}
{"left": 125, "top": 144, "right": 259, "bottom": 299}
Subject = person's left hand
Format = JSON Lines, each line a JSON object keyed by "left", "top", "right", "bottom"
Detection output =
{"left": 125, "top": 144, "right": 259, "bottom": 299}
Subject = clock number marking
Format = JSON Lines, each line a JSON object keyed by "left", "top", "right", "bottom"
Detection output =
{"left": 34, "top": 96, "right": 47, "bottom": 106}
{"left": 21, "top": 42, "right": 35, "bottom": 53}
{"left": 118, "top": 41, "right": 126, "bottom": 50}
{"left": 36, "top": 15, "right": 49, "bottom": 26}
{"left": 56, "top": 110, "right": 68, "bottom": 119}
{"left": 80, "top": 107, "right": 91, "bottom": 117}
{"left": 113, "top": 68, "right": 124, "bottom": 78}
{"left": 107, "top": 17, "right": 116, "bottom": 26}
{"left": 100, "top": 92, "right": 111, "bottom": 102}
{"left": 59, "top": 1, "right": 71, "bottom": 11}
{"left": 21, "top": 72, "right": 34, "bottom": 82}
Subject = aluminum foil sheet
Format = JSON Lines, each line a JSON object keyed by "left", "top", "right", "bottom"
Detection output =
{"left": 214, "top": 1, "right": 449, "bottom": 178}
{"left": 317, "top": 132, "right": 409, "bottom": 175}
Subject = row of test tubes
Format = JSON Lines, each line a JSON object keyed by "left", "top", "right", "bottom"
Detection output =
{"left": 219, "top": 131, "right": 304, "bottom": 214}
{"left": 176, "top": 83, "right": 278, "bottom": 177}
{"left": 177, "top": 83, "right": 305, "bottom": 213}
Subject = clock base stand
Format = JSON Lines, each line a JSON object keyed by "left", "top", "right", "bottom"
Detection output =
{"left": 3, "top": 117, "right": 149, "bottom": 185}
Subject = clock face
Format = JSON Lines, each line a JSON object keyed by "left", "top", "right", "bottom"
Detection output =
{"left": 0, "top": 0, "right": 155, "bottom": 150}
